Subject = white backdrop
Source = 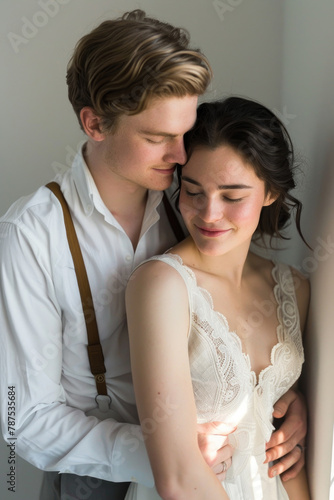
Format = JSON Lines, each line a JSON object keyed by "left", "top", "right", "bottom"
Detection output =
{"left": 0, "top": 1, "right": 333, "bottom": 499}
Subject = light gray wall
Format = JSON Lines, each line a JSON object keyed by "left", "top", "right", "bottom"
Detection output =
{"left": 0, "top": 0, "right": 283, "bottom": 216}
{"left": 2, "top": 1, "right": 332, "bottom": 499}
{"left": 280, "top": 1, "right": 334, "bottom": 499}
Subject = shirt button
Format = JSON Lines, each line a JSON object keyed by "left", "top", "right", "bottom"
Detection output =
{"left": 125, "top": 255, "right": 132, "bottom": 262}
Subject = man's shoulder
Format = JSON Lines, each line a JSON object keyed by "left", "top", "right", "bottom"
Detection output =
{"left": 0, "top": 178, "right": 75, "bottom": 254}
{"left": 0, "top": 182, "right": 73, "bottom": 265}
{"left": 0, "top": 185, "right": 60, "bottom": 228}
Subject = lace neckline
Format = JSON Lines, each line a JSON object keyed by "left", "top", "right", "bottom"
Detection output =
{"left": 164, "top": 252, "right": 287, "bottom": 386}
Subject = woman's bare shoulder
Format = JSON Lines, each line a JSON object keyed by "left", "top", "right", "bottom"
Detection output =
{"left": 127, "top": 257, "right": 187, "bottom": 300}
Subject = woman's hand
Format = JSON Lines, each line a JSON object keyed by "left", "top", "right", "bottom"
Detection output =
{"left": 197, "top": 421, "right": 235, "bottom": 481}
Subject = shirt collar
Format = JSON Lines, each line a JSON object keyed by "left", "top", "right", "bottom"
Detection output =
{"left": 71, "top": 145, "right": 96, "bottom": 216}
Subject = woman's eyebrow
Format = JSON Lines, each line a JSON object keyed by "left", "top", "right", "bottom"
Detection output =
{"left": 181, "top": 175, "right": 252, "bottom": 189}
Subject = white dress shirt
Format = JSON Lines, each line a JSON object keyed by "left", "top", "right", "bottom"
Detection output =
{"left": 0, "top": 147, "right": 180, "bottom": 486}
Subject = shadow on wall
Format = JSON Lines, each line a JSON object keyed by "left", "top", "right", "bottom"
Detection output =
{"left": 303, "top": 141, "right": 334, "bottom": 499}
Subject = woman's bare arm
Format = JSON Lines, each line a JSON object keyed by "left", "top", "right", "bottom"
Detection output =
{"left": 126, "top": 260, "right": 229, "bottom": 499}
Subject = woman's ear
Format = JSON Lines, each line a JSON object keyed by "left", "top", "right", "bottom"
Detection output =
{"left": 80, "top": 107, "right": 105, "bottom": 142}
{"left": 263, "top": 191, "right": 279, "bottom": 207}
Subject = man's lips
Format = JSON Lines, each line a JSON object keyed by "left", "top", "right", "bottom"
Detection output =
{"left": 153, "top": 166, "right": 176, "bottom": 175}
{"left": 196, "top": 226, "right": 232, "bottom": 237}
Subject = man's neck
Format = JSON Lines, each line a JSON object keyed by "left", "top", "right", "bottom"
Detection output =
{"left": 83, "top": 144, "right": 148, "bottom": 249}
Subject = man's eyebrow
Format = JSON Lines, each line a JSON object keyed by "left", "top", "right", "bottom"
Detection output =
{"left": 181, "top": 176, "right": 252, "bottom": 189}
{"left": 139, "top": 129, "right": 178, "bottom": 138}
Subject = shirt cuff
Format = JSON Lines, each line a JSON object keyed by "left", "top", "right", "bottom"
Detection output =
{"left": 111, "top": 423, "right": 154, "bottom": 487}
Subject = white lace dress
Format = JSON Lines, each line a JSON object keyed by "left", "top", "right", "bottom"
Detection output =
{"left": 125, "top": 254, "right": 304, "bottom": 500}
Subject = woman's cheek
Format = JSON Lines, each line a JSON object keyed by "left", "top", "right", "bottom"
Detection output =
{"left": 231, "top": 201, "right": 264, "bottom": 225}
{"left": 179, "top": 203, "right": 194, "bottom": 223}
{"left": 179, "top": 197, "right": 204, "bottom": 219}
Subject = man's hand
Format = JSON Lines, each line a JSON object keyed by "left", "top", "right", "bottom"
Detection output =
{"left": 197, "top": 421, "right": 236, "bottom": 481}
{"left": 265, "top": 389, "right": 307, "bottom": 481}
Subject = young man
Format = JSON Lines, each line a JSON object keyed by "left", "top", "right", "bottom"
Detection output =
{"left": 0, "top": 10, "right": 307, "bottom": 500}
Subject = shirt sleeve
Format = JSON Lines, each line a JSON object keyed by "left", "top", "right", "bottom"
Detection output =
{"left": 0, "top": 219, "right": 154, "bottom": 487}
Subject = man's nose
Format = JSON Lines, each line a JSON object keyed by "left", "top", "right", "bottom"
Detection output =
{"left": 165, "top": 138, "right": 187, "bottom": 165}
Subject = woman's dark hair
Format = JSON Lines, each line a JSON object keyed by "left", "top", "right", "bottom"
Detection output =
{"left": 177, "top": 96, "right": 309, "bottom": 247}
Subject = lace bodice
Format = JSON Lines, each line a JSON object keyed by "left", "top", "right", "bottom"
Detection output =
{"left": 148, "top": 253, "right": 304, "bottom": 485}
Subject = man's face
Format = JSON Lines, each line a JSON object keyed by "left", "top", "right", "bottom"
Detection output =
{"left": 98, "top": 95, "right": 198, "bottom": 191}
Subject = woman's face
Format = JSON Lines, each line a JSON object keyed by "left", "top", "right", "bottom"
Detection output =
{"left": 179, "top": 145, "right": 276, "bottom": 257}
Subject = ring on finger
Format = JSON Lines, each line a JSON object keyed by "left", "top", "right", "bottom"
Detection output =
{"left": 296, "top": 444, "right": 305, "bottom": 453}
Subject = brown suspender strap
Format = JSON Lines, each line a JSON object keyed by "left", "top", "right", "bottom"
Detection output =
{"left": 162, "top": 192, "right": 185, "bottom": 243}
{"left": 46, "top": 182, "right": 107, "bottom": 396}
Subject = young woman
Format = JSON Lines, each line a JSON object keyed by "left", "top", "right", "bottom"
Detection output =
{"left": 125, "top": 97, "right": 311, "bottom": 499}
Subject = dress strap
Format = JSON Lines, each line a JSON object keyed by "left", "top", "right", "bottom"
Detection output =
{"left": 271, "top": 261, "right": 302, "bottom": 347}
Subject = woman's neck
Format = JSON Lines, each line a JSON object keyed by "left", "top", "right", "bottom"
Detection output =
{"left": 171, "top": 237, "right": 252, "bottom": 288}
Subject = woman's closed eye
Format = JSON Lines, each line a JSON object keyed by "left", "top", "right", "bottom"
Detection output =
{"left": 185, "top": 190, "right": 202, "bottom": 197}
{"left": 185, "top": 191, "right": 244, "bottom": 203}
{"left": 223, "top": 196, "right": 243, "bottom": 203}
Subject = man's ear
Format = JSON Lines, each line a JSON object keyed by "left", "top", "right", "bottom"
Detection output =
{"left": 80, "top": 107, "right": 105, "bottom": 141}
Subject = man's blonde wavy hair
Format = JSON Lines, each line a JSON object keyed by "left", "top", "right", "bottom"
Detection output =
{"left": 66, "top": 10, "right": 212, "bottom": 133}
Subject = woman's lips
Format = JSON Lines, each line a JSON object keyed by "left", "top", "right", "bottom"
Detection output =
{"left": 196, "top": 226, "right": 232, "bottom": 237}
